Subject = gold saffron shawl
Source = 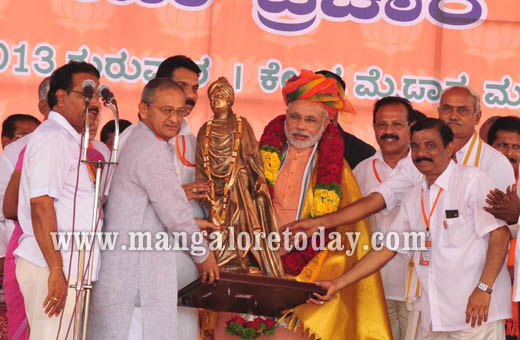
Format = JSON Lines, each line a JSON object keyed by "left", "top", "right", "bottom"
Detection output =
{"left": 282, "top": 157, "right": 392, "bottom": 340}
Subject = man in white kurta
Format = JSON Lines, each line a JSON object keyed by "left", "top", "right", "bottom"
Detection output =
{"left": 312, "top": 118, "right": 512, "bottom": 340}
{"left": 14, "top": 62, "right": 103, "bottom": 340}
{"left": 483, "top": 117, "right": 520, "bottom": 305}
{"left": 113, "top": 55, "right": 208, "bottom": 340}
{"left": 0, "top": 77, "right": 49, "bottom": 270}
{"left": 88, "top": 78, "right": 218, "bottom": 340}
{"left": 353, "top": 96, "right": 416, "bottom": 340}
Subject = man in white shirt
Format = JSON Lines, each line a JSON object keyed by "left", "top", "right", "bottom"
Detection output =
{"left": 353, "top": 96, "right": 417, "bottom": 340}
{"left": 14, "top": 61, "right": 103, "bottom": 340}
{"left": 484, "top": 116, "right": 520, "bottom": 227}
{"left": 0, "top": 77, "right": 50, "bottom": 262}
{"left": 312, "top": 118, "right": 512, "bottom": 339}
{"left": 1, "top": 114, "right": 40, "bottom": 149}
{"left": 284, "top": 86, "right": 515, "bottom": 240}
{"left": 483, "top": 117, "right": 520, "bottom": 305}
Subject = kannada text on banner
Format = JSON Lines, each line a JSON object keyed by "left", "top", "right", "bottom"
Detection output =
{"left": 0, "top": 0, "right": 519, "bottom": 146}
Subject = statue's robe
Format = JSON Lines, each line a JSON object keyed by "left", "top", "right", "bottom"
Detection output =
{"left": 195, "top": 112, "right": 284, "bottom": 277}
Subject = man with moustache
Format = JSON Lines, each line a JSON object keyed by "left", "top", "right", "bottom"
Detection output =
{"left": 88, "top": 78, "right": 218, "bottom": 340}
{"left": 12, "top": 62, "right": 103, "bottom": 340}
{"left": 1, "top": 114, "right": 40, "bottom": 149}
{"left": 485, "top": 116, "right": 520, "bottom": 222}
{"left": 312, "top": 118, "right": 512, "bottom": 339}
{"left": 484, "top": 117, "right": 520, "bottom": 315}
{"left": 284, "top": 86, "right": 515, "bottom": 245}
{"left": 353, "top": 96, "right": 419, "bottom": 340}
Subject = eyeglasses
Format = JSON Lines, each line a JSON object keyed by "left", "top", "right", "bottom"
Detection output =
{"left": 147, "top": 103, "right": 189, "bottom": 118}
{"left": 70, "top": 90, "right": 101, "bottom": 101}
{"left": 286, "top": 112, "right": 324, "bottom": 126}
{"left": 373, "top": 121, "right": 409, "bottom": 130}
{"left": 439, "top": 105, "right": 472, "bottom": 115}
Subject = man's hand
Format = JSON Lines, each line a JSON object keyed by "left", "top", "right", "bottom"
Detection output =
{"left": 183, "top": 181, "right": 210, "bottom": 200}
{"left": 307, "top": 280, "right": 339, "bottom": 305}
{"left": 196, "top": 251, "right": 220, "bottom": 284}
{"left": 465, "top": 288, "right": 491, "bottom": 327}
{"left": 484, "top": 185, "right": 520, "bottom": 224}
{"left": 195, "top": 218, "right": 222, "bottom": 232}
{"left": 280, "top": 219, "right": 320, "bottom": 241}
{"left": 43, "top": 268, "right": 68, "bottom": 317}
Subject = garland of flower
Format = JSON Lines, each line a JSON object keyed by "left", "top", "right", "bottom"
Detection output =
{"left": 259, "top": 115, "right": 344, "bottom": 275}
{"left": 226, "top": 315, "right": 277, "bottom": 340}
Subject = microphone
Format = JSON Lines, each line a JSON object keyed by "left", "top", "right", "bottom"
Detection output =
{"left": 97, "top": 84, "right": 114, "bottom": 105}
{"left": 81, "top": 79, "right": 96, "bottom": 160}
{"left": 82, "top": 79, "right": 96, "bottom": 100}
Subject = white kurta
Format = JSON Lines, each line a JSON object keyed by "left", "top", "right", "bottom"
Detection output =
{"left": 353, "top": 150, "right": 409, "bottom": 301}
{"left": 108, "top": 120, "right": 202, "bottom": 340}
{"left": 375, "top": 133, "right": 515, "bottom": 214}
{"left": 0, "top": 135, "right": 31, "bottom": 257}
{"left": 388, "top": 161, "right": 511, "bottom": 332}
{"left": 88, "top": 122, "right": 208, "bottom": 340}
{"left": 511, "top": 181, "right": 520, "bottom": 301}
{"left": 15, "top": 111, "right": 101, "bottom": 280}
{"left": 170, "top": 121, "right": 203, "bottom": 340}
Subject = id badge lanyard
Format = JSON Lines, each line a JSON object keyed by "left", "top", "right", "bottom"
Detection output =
{"left": 419, "top": 187, "right": 443, "bottom": 266}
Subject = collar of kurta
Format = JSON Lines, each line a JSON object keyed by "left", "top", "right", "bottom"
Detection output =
{"left": 178, "top": 119, "right": 190, "bottom": 136}
{"left": 421, "top": 160, "right": 456, "bottom": 192}
{"left": 279, "top": 142, "right": 319, "bottom": 219}
{"left": 48, "top": 111, "right": 81, "bottom": 143}
{"left": 455, "top": 131, "right": 482, "bottom": 165}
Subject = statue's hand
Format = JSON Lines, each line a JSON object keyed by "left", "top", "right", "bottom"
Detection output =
{"left": 183, "top": 181, "right": 210, "bottom": 200}
{"left": 254, "top": 177, "right": 269, "bottom": 196}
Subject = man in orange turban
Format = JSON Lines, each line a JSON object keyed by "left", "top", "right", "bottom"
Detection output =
{"left": 256, "top": 70, "right": 392, "bottom": 340}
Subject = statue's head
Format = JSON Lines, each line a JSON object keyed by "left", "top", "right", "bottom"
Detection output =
{"left": 208, "top": 77, "right": 234, "bottom": 116}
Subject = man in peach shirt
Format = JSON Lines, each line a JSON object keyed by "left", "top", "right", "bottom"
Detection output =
{"left": 257, "top": 70, "right": 391, "bottom": 340}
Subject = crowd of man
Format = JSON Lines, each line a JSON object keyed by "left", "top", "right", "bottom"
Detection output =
{"left": 0, "top": 55, "right": 519, "bottom": 340}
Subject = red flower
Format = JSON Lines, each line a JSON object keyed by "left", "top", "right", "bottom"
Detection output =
{"left": 264, "top": 319, "right": 276, "bottom": 329}
{"left": 232, "top": 316, "right": 246, "bottom": 325}
{"left": 246, "top": 321, "right": 260, "bottom": 331}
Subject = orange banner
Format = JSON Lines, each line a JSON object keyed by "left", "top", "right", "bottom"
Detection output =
{"left": 1, "top": 0, "right": 519, "bottom": 146}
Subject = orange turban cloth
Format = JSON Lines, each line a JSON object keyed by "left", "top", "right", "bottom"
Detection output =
{"left": 282, "top": 70, "right": 356, "bottom": 119}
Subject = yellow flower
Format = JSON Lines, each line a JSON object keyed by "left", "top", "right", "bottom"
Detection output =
{"left": 261, "top": 150, "right": 281, "bottom": 184}
{"left": 311, "top": 189, "right": 340, "bottom": 217}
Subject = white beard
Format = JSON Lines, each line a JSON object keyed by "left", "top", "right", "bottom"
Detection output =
{"left": 284, "top": 118, "right": 327, "bottom": 150}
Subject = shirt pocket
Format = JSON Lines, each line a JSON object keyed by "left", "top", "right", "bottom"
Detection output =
{"left": 441, "top": 216, "right": 469, "bottom": 248}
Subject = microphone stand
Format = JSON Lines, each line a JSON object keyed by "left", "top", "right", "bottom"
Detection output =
{"left": 72, "top": 95, "right": 120, "bottom": 340}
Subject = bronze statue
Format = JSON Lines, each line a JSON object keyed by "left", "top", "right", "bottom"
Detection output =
{"left": 195, "top": 77, "right": 284, "bottom": 278}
